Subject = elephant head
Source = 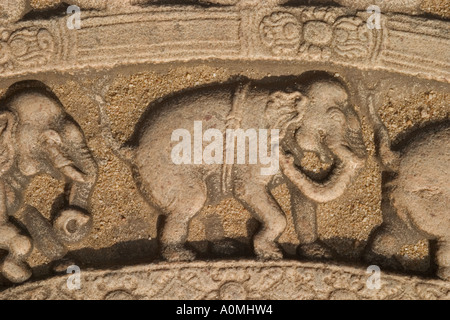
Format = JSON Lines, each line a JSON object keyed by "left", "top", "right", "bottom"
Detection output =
{"left": 1, "top": 88, "right": 98, "bottom": 243}
{"left": 278, "top": 78, "right": 367, "bottom": 203}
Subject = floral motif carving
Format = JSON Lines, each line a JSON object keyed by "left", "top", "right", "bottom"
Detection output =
{"left": 0, "top": 28, "right": 55, "bottom": 73}
{"left": 1, "top": 261, "right": 448, "bottom": 300}
{"left": 259, "top": 9, "right": 374, "bottom": 60}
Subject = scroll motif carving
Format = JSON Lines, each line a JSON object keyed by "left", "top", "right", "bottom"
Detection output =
{"left": 0, "top": 28, "right": 55, "bottom": 73}
{"left": 259, "top": 9, "right": 374, "bottom": 60}
{"left": 332, "top": 17, "right": 372, "bottom": 59}
{"left": 259, "top": 12, "right": 303, "bottom": 56}
{"left": 0, "top": 4, "right": 447, "bottom": 82}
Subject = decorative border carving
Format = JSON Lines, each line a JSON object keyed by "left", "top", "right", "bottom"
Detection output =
{"left": 1, "top": 260, "right": 448, "bottom": 300}
{"left": 0, "top": 5, "right": 448, "bottom": 82}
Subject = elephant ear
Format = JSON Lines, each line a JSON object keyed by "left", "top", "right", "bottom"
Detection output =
{"left": 0, "top": 111, "right": 16, "bottom": 176}
{"left": 265, "top": 91, "right": 309, "bottom": 137}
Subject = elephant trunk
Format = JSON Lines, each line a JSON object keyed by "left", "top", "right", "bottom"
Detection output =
{"left": 282, "top": 144, "right": 365, "bottom": 203}
{"left": 45, "top": 122, "right": 98, "bottom": 244}
{"left": 367, "top": 95, "right": 400, "bottom": 172}
{"left": 54, "top": 140, "right": 97, "bottom": 244}
{"left": 67, "top": 143, "right": 98, "bottom": 210}
{"left": 43, "top": 122, "right": 98, "bottom": 210}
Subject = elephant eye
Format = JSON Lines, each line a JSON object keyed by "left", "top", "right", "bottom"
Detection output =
{"left": 326, "top": 107, "right": 346, "bottom": 123}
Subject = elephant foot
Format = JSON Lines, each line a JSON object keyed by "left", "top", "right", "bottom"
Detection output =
{"left": 297, "top": 242, "right": 335, "bottom": 260}
{"left": 9, "top": 234, "right": 33, "bottom": 260}
{"left": 162, "top": 244, "right": 196, "bottom": 262}
{"left": 254, "top": 240, "right": 283, "bottom": 260}
{"left": 0, "top": 224, "right": 33, "bottom": 260}
{"left": 0, "top": 224, "right": 33, "bottom": 283}
{"left": 436, "top": 240, "right": 450, "bottom": 281}
{"left": 0, "top": 257, "right": 32, "bottom": 284}
{"left": 370, "top": 231, "right": 402, "bottom": 258}
{"left": 437, "top": 267, "right": 450, "bottom": 281}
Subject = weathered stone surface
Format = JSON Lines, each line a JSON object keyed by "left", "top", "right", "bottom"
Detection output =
{"left": 1, "top": 260, "right": 449, "bottom": 300}
{"left": 0, "top": 3, "right": 449, "bottom": 81}
{"left": 0, "top": 0, "right": 448, "bottom": 299}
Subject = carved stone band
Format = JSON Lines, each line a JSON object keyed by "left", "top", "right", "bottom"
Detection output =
{"left": 0, "top": 260, "right": 448, "bottom": 300}
{"left": 0, "top": 5, "right": 448, "bottom": 82}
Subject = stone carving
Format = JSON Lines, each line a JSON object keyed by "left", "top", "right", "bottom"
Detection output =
{"left": 0, "top": 0, "right": 240, "bottom": 24}
{"left": 259, "top": 8, "right": 374, "bottom": 60}
{"left": 0, "top": 260, "right": 449, "bottom": 300}
{"left": 0, "top": 83, "right": 97, "bottom": 283}
{"left": 0, "top": 28, "right": 54, "bottom": 73}
{"left": 331, "top": 17, "right": 372, "bottom": 59}
{"left": 259, "top": 12, "right": 303, "bottom": 56}
{"left": 0, "top": 3, "right": 448, "bottom": 82}
{"left": 0, "top": 0, "right": 107, "bottom": 24}
{"left": 333, "top": 0, "right": 428, "bottom": 16}
{"left": 123, "top": 74, "right": 367, "bottom": 262}
{"left": 367, "top": 99, "right": 450, "bottom": 281}
{"left": 0, "top": 0, "right": 447, "bottom": 300}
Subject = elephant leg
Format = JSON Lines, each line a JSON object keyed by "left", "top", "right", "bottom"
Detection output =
{"left": 436, "top": 239, "right": 450, "bottom": 281}
{"left": 234, "top": 182, "right": 286, "bottom": 260}
{"left": 160, "top": 182, "right": 207, "bottom": 262}
{"left": 366, "top": 221, "right": 422, "bottom": 272}
{"left": 369, "top": 198, "right": 422, "bottom": 257}
{"left": 288, "top": 184, "right": 335, "bottom": 259}
{"left": 0, "top": 223, "right": 33, "bottom": 283}
{"left": 370, "top": 224, "right": 409, "bottom": 258}
{"left": 289, "top": 183, "right": 318, "bottom": 244}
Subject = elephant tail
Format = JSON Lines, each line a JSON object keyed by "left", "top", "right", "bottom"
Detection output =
{"left": 101, "top": 126, "right": 136, "bottom": 165}
{"left": 96, "top": 97, "right": 136, "bottom": 165}
{"left": 117, "top": 145, "right": 136, "bottom": 164}
{"left": 367, "top": 95, "right": 400, "bottom": 172}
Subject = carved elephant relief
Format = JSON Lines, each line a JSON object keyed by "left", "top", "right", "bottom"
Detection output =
{"left": 0, "top": 0, "right": 107, "bottom": 24}
{"left": 123, "top": 74, "right": 368, "bottom": 262}
{"left": 368, "top": 109, "right": 450, "bottom": 281}
{"left": 0, "top": 0, "right": 230, "bottom": 24}
{"left": 0, "top": 0, "right": 432, "bottom": 25}
{"left": 0, "top": 84, "right": 98, "bottom": 283}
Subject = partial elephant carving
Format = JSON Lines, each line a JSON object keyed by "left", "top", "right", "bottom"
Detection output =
{"left": 123, "top": 74, "right": 367, "bottom": 262}
{"left": 0, "top": 84, "right": 98, "bottom": 283}
{"left": 0, "top": 0, "right": 232, "bottom": 24}
{"left": 0, "top": 0, "right": 106, "bottom": 24}
{"left": 368, "top": 98, "right": 450, "bottom": 281}
{"left": 0, "top": 0, "right": 439, "bottom": 25}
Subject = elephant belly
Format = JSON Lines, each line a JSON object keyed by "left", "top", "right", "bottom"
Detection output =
{"left": 132, "top": 87, "right": 234, "bottom": 212}
{"left": 393, "top": 125, "right": 450, "bottom": 238}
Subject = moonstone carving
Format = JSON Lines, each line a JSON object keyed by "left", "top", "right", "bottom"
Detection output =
{"left": 0, "top": 0, "right": 448, "bottom": 300}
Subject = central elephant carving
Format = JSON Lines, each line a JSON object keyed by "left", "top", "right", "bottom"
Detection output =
{"left": 124, "top": 74, "right": 367, "bottom": 262}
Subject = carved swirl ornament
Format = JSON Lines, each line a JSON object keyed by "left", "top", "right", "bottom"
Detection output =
{"left": 0, "top": 28, "right": 54, "bottom": 73}
{"left": 260, "top": 10, "right": 373, "bottom": 60}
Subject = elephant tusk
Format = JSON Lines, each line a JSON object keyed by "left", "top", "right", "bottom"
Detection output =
{"left": 60, "top": 165, "right": 87, "bottom": 183}
{"left": 280, "top": 145, "right": 365, "bottom": 203}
